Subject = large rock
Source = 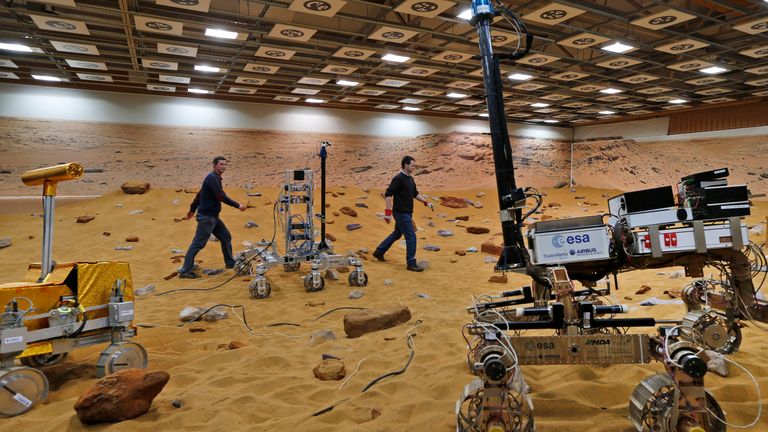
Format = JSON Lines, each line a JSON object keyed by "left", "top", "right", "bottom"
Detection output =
{"left": 0, "top": 237, "right": 11, "bottom": 249}
{"left": 120, "top": 181, "right": 150, "bottom": 194}
{"left": 340, "top": 206, "right": 358, "bottom": 217}
{"left": 343, "top": 306, "right": 411, "bottom": 338}
{"left": 481, "top": 241, "right": 503, "bottom": 256}
{"left": 76, "top": 215, "right": 95, "bottom": 224}
{"left": 313, "top": 359, "right": 346, "bottom": 381}
{"left": 74, "top": 369, "right": 169, "bottom": 424}
{"left": 466, "top": 226, "right": 490, "bottom": 234}
{"left": 439, "top": 196, "right": 469, "bottom": 208}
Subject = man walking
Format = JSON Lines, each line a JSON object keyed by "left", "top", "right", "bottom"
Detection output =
{"left": 179, "top": 156, "right": 246, "bottom": 278}
{"left": 373, "top": 155, "right": 434, "bottom": 272}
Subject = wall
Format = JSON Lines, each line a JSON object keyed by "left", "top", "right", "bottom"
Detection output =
{"left": 0, "top": 82, "right": 570, "bottom": 140}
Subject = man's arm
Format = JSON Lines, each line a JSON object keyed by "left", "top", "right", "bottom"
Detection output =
{"left": 184, "top": 191, "right": 201, "bottom": 219}
{"left": 383, "top": 176, "right": 399, "bottom": 223}
{"left": 205, "top": 175, "right": 241, "bottom": 209}
{"left": 416, "top": 194, "right": 434, "bottom": 210}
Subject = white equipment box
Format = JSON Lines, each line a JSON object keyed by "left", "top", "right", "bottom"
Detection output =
{"left": 632, "top": 220, "right": 748, "bottom": 255}
{"left": 529, "top": 215, "right": 612, "bottom": 265}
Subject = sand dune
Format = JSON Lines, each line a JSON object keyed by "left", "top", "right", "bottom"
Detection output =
{"left": 0, "top": 184, "right": 766, "bottom": 431}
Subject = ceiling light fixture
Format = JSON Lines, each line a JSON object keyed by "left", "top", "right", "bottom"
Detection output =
{"left": 32, "top": 74, "right": 60, "bottom": 81}
{"left": 508, "top": 73, "right": 533, "bottom": 81}
{"left": 601, "top": 42, "right": 634, "bottom": 53}
{"left": 403, "top": 106, "right": 421, "bottom": 111}
{"left": 336, "top": 79, "right": 359, "bottom": 86}
{"left": 205, "top": 28, "right": 238, "bottom": 39}
{"left": 478, "top": 113, "right": 489, "bottom": 117}
{"left": 457, "top": 9, "right": 473, "bottom": 20}
{"left": 188, "top": 88, "right": 210, "bottom": 94}
{"left": 543, "top": 119, "right": 559, "bottom": 123}
{"left": 306, "top": 98, "right": 325, "bottom": 103}
{"left": 447, "top": 92, "right": 469, "bottom": 98}
{"left": 598, "top": 110, "right": 616, "bottom": 115}
{"left": 599, "top": 88, "right": 623, "bottom": 94}
{"left": 531, "top": 102, "right": 550, "bottom": 107}
{"left": 700, "top": 66, "right": 729, "bottom": 74}
{"left": 381, "top": 53, "right": 410, "bottom": 63}
{"left": 669, "top": 99, "right": 687, "bottom": 104}
{"left": 194, "top": 65, "right": 220, "bottom": 72}
{"left": 0, "top": 42, "right": 32, "bottom": 52}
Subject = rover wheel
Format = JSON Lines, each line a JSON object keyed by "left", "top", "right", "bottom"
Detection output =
{"left": 304, "top": 275, "right": 325, "bottom": 292}
{"left": 0, "top": 366, "right": 49, "bottom": 416}
{"left": 96, "top": 342, "right": 148, "bottom": 377}
{"left": 348, "top": 271, "right": 368, "bottom": 287}
{"left": 249, "top": 279, "right": 272, "bottom": 299}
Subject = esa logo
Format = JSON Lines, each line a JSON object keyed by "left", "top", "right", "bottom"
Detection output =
{"left": 551, "top": 234, "right": 590, "bottom": 248}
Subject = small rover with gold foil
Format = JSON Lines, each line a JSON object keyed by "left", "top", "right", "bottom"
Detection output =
{"left": 0, "top": 163, "right": 147, "bottom": 417}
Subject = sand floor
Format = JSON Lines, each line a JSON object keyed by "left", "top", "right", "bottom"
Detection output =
{"left": 0, "top": 184, "right": 766, "bottom": 431}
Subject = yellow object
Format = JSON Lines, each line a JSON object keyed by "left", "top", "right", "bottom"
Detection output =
{"left": 21, "top": 163, "right": 83, "bottom": 196}
{"left": 0, "top": 261, "right": 132, "bottom": 331}
{"left": 17, "top": 341, "right": 54, "bottom": 359}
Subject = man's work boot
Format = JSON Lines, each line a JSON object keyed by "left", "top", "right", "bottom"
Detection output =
{"left": 372, "top": 250, "right": 386, "bottom": 262}
{"left": 406, "top": 263, "right": 424, "bottom": 272}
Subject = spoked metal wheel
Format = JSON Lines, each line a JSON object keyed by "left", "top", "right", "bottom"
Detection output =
{"left": 0, "top": 366, "right": 49, "bottom": 417}
{"left": 20, "top": 352, "right": 69, "bottom": 367}
{"left": 96, "top": 342, "right": 148, "bottom": 377}
{"left": 683, "top": 310, "right": 742, "bottom": 354}
{"left": 249, "top": 278, "right": 272, "bottom": 299}
{"left": 283, "top": 261, "right": 301, "bottom": 272}
{"left": 348, "top": 270, "right": 368, "bottom": 287}
{"left": 457, "top": 386, "right": 534, "bottom": 432}
{"left": 629, "top": 374, "right": 725, "bottom": 432}
{"left": 303, "top": 274, "right": 325, "bottom": 292}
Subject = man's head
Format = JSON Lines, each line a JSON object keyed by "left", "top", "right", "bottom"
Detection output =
{"left": 212, "top": 156, "right": 228, "bottom": 174}
{"left": 401, "top": 155, "right": 416, "bottom": 175}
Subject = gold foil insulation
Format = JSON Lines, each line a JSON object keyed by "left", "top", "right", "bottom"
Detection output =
{"left": 0, "top": 261, "right": 133, "bottom": 331}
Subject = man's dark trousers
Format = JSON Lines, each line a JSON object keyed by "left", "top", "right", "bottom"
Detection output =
{"left": 374, "top": 212, "right": 417, "bottom": 266}
{"left": 180, "top": 214, "right": 234, "bottom": 273}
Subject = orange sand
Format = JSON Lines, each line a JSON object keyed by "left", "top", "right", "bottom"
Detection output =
{"left": 0, "top": 185, "right": 766, "bottom": 431}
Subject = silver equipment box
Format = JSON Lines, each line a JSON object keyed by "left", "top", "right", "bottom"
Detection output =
{"left": 530, "top": 216, "right": 612, "bottom": 265}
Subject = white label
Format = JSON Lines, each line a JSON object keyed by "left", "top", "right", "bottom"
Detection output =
{"left": 720, "top": 204, "right": 749, "bottom": 209}
{"left": 120, "top": 310, "right": 133, "bottom": 316}
{"left": 13, "top": 392, "right": 33, "bottom": 407}
{"left": 3, "top": 336, "right": 23, "bottom": 344}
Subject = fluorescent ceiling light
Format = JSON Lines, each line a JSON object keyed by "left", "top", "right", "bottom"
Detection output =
{"left": 478, "top": 113, "right": 489, "bottom": 117}
{"left": 0, "top": 42, "right": 32, "bottom": 52}
{"left": 336, "top": 79, "right": 359, "bottom": 86}
{"left": 543, "top": 119, "right": 559, "bottom": 123}
{"left": 447, "top": 92, "right": 469, "bottom": 98}
{"left": 381, "top": 53, "right": 410, "bottom": 63}
{"left": 457, "top": 9, "right": 473, "bottom": 20}
{"left": 600, "top": 88, "right": 623, "bottom": 94}
{"left": 601, "top": 42, "right": 634, "bottom": 53}
{"left": 188, "top": 88, "right": 210, "bottom": 94}
{"left": 205, "top": 28, "right": 238, "bottom": 39}
{"left": 194, "top": 65, "right": 220, "bottom": 72}
{"left": 403, "top": 106, "right": 421, "bottom": 111}
{"left": 508, "top": 73, "right": 533, "bottom": 81}
{"left": 669, "top": 99, "right": 687, "bottom": 104}
{"left": 598, "top": 110, "right": 615, "bottom": 115}
{"left": 531, "top": 102, "right": 550, "bottom": 107}
{"left": 700, "top": 66, "right": 728, "bottom": 74}
{"left": 32, "top": 75, "right": 61, "bottom": 81}
{"left": 306, "top": 98, "right": 325, "bottom": 103}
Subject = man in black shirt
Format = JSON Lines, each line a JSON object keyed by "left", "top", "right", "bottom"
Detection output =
{"left": 178, "top": 156, "right": 246, "bottom": 278}
{"left": 372, "top": 155, "right": 434, "bottom": 272}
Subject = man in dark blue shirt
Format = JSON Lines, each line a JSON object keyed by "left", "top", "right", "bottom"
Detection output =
{"left": 178, "top": 156, "right": 246, "bottom": 278}
{"left": 372, "top": 155, "right": 434, "bottom": 272}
